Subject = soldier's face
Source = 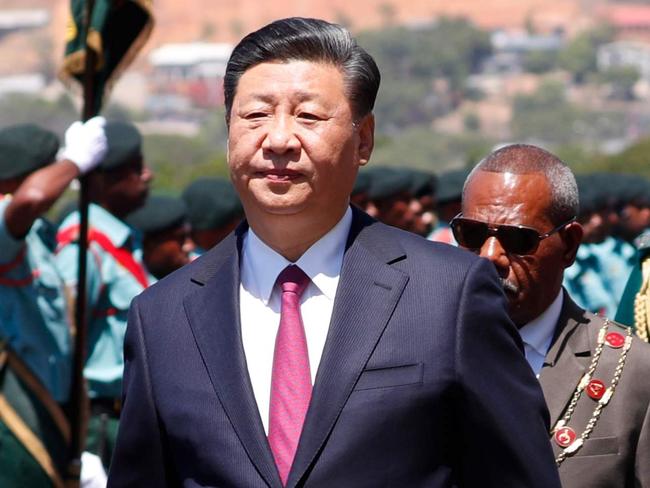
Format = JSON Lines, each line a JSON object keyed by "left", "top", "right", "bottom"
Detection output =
{"left": 143, "top": 224, "right": 192, "bottom": 279}
{"left": 103, "top": 157, "right": 153, "bottom": 216}
{"left": 227, "top": 60, "right": 373, "bottom": 225}
{"left": 461, "top": 170, "right": 582, "bottom": 327}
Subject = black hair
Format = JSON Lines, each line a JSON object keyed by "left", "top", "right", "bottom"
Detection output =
{"left": 224, "top": 17, "right": 380, "bottom": 121}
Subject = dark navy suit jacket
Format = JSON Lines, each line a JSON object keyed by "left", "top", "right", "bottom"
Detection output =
{"left": 108, "top": 208, "right": 561, "bottom": 487}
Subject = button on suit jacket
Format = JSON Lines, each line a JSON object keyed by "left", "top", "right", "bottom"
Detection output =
{"left": 108, "top": 207, "right": 561, "bottom": 488}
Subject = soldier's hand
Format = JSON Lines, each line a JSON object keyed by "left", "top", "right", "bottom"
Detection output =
{"left": 61, "top": 116, "right": 108, "bottom": 174}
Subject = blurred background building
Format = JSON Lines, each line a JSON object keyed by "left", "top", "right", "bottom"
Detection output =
{"left": 3, "top": 0, "right": 650, "bottom": 192}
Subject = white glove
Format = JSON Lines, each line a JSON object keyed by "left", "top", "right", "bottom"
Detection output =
{"left": 80, "top": 451, "right": 107, "bottom": 488}
{"left": 61, "top": 116, "right": 108, "bottom": 174}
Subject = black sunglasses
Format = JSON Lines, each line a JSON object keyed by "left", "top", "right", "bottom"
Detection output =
{"left": 450, "top": 214, "right": 575, "bottom": 256}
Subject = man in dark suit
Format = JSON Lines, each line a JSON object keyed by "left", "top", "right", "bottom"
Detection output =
{"left": 456, "top": 144, "right": 650, "bottom": 487}
{"left": 108, "top": 18, "right": 560, "bottom": 487}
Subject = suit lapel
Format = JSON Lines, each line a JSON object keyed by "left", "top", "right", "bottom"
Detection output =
{"left": 538, "top": 293, "right": 592, "bottom": 428}
{"left": 183, "top": 230, "right": 282, "bottom": 488}
{"left": 287, "top": 211, "right": 410, "bottom": 488}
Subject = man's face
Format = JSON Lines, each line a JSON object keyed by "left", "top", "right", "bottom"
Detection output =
{"left": 580, "top": 211, "right": 606, "bottom": 243}
{"left": 143, "top": 224, "right": 192, "bottom": 279}
{"left": 619, "top": 204, "right": 650, "bottom": 241}
{"left": 227, "top": 60, "right": 373, "bottom": 223}
{"left": 376, "top": 193, "right": 427, "bottom": 235}
{"left": 190, "top": 217, "right": 241, "bottom": 252}
{"left": 461, "top": 171, "right": 581, "bottom": 327}
{"left": 103, "top": 158, "right": 153, "bottom": 217}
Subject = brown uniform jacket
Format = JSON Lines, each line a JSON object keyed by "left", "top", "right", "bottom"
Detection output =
{"left": 539, "top": 292, "right": 650, "bottom": 487}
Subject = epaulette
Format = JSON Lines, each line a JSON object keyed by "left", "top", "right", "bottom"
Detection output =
{"left": 634, "top": 257, "right": 650, "bottom": 343}
{"left": 57, "top": 224, "right": 149, "bottom": 289}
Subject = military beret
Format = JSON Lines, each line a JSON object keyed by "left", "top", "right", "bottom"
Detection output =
{"left": 182, "top": 178, "right": 243, "bottom": 231}
{"left": 101, "top": 121, "right": 142, "bottom": 170}
{"left": 0, "top": 124, "right": 59, "bottom": 179}
{"left": 366, "top": 167, "right": 413, "bottom": 201}
{"left": 405, "top": 168, "right": 437, "bottom": 198}
{"left": 126, "top": 195, "right": 187, "bottom": 234}
{"left": 622, "top": 175, "right": 650, "bottom": 207}
{"left": 588, "top": 172, "right": 633, "bottom": 211}
{"left": 576, "top": 176, "right": 596, "bottom": 216}
{"left": 437, "top": 168, "right": 470, "bottom": 204}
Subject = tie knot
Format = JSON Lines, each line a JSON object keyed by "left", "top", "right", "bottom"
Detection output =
{"left": 277, "top": 265, "right": 310, "bottom": 297}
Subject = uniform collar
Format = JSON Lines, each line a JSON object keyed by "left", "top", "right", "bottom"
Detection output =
{"left": 241, "top": 206, "right": 352, "bottom": 305}
{"left": 88, "top": 203, "right": 134, "bottom": 247}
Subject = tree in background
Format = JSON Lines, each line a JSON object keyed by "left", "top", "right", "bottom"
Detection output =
{"left": 558, "top": 24, "right": 614, "bottom": 83}
{"left": 598, "top": 66, "right": 640, "bottom": 101}
{"left": 358, "top": 18, "right": 492, "bottom": 133}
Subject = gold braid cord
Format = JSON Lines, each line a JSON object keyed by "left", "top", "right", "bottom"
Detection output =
{"left": 551, "top": 321, "right": 632, "bottom": 465}
{"left": 634, "top": 257, "right": 650, "bottom": 343}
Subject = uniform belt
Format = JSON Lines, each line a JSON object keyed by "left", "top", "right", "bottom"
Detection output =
{"left": 90, "top": 397, "right": 121, "bottom": 418}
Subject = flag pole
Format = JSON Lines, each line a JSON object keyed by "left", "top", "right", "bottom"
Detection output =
{"left": 67, "top": 0, "right": 97, "bottom": 483}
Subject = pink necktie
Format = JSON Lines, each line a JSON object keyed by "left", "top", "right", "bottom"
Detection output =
{"left": 268, "top": 265, "right": 312, "bottom": 486}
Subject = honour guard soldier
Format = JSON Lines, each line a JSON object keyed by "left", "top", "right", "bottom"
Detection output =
{"left": 56, "top": 120, "right": 153, "bottom": 469}
{"left": 563, "top": 181, "right": 614, "bottom": 317}
{"left": 616, "top": 230, "right": 650, "bottom": 342}
{"left": 457, "top": 144, "right": 650, "bottom": 487}
{"left": 182, "top": 177, "right": 243, "bottom": 256}
{"left": 587, "top": 175, "right": 636, "bottom": 315}
{"left": 0, "top": 119, "right": 107, "bottom": 487}
{"left": 365, "top": 166, "right": 428, "bottom": 235}
{"left": 126, "top": 194, "right": 192, "bottom": 280}
{"left": 428, "top": 168, "right": 468, "bottom": 245}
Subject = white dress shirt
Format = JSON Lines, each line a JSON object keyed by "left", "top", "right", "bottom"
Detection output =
{"left": 240, "top": 207, "right": 352, "bottom": 433}
{"left": 519, "top": 290, "right": 564, "bottom": 377}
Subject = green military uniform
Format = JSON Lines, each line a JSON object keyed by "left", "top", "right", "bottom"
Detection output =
{"left": 592, "top": 236, "right": 636, "bottom": 314}
{"left": 616, "top": 230, "right": 650, "bottom": 342}
{"left": 57, "top": 203, "right": 148, "bottom": 467}
{"left": 55, "top": 122, "right": 149, "bottom": 468}
{"left": 428, "top": 168, "right": 468, "bottom": 245}
{"left": 563, "top": 243, "right": 613, "bottom": 316}
{"left": 126, "top": 194, "right": 188, "bottom": 280}
{"left": 0, "top": 125, "right": 71, "bottom": 487}
{"left": 563, "top": 177, "right": 623, "bottom": 318}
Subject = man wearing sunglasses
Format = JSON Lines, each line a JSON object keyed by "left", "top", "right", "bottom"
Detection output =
{"left": 457, "top": 143, "right": 650, "bottom": 487}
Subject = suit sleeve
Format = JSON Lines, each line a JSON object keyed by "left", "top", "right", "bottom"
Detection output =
{"left": 455, "top": 257, "right": 561, "bottom": 487}
{"left": 107, "top": 297, "right": 171, "bottom": 487}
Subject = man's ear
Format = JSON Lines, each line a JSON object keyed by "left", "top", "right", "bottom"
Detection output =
{"left": 357, "top": 114, "right": 374, "bottom": 167}
{"left": 562, "top": 221, "right": 584, "bottom": 268}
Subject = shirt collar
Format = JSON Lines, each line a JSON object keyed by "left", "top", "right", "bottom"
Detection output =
{"left": 519, "top": 290, "right": 564, "bottom": 359}
{"left": 241, "top": 206, "right": 352, "bottom": 304}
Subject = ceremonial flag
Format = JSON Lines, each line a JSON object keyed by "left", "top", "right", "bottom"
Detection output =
{"left": 60, "top": 0, "right": 154, "bottom": 114}
{"left": 59, "top": 1, "right": 154, "bottom": 483}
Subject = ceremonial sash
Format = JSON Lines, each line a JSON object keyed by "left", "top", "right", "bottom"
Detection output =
{"left": 57, "top": 224, "right": 149, "bottom": 289}
{"left": 0, "top": 246, "right": 39, "bottom": 287}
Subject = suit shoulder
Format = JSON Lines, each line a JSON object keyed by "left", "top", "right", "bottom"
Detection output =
{"left": 374, "top": 221, "right": 480, "bottom": 267}
{"left": 136, "top": 238, "right": 233, "bottom": 308}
